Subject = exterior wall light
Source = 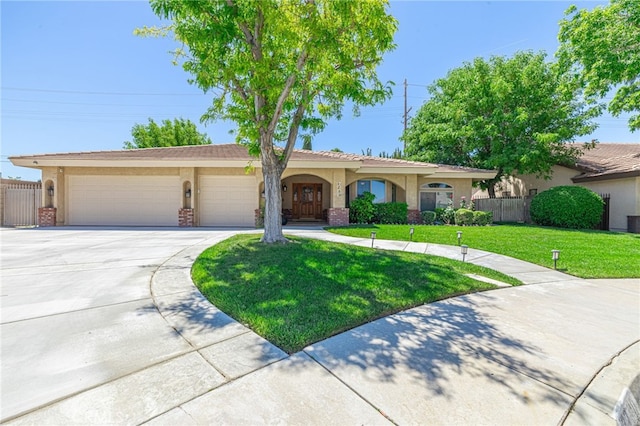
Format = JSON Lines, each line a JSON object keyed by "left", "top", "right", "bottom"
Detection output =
{"left": 461, "top": 244, "right": 469, "bottom": 262}
{"left": 370, "top": 231, "right": 376, "bottom": 248}
{"left": 457, "top": 231, "right": 462, "bottom": 246}
{"left": 552, "top": 249, "right": 560, "bottom": 270}
{"left": 47, "top": 186, "right": 54, "bottom": 197}
{"left": 282, "top": 184, "right": 288, "bottom": 192}
{"left": 409, "top": 227, "right": 414, "bottom": 241}
{"left": 185, "top": 188, "right": 192, "bottom": 198}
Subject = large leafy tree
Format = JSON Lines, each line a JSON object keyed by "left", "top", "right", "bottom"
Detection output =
{"left": 402, "top": 52, "right": 600, "bottom": 198}
{"left": 124, "top": 118, "right": 212, "bottom": 149}
{"left": 557, "top": 0, "right": 640, "bottom": 131}
{"left": 140, "top": 0, "right": 397, "bottom": 242}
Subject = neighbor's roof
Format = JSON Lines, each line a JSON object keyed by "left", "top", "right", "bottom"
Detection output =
{"left": 9, "top": 144, "right": 497, "bottom": 178}
{"left": 572, "top": 143, "right": 640, "bottom": 182}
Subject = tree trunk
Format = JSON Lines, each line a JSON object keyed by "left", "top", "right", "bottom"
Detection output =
{"left": 487, "top": 184, "right": 496, "bottom": 199}
{"left": 261, "top": 156, "right": 287, "bottom": 243}
{"left": 262, "top": 167, "right": 286, "bottom": 243}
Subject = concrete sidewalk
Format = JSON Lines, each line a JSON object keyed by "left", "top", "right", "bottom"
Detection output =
{"left": 1, "top": 227, "right": 638, "bottom": 425}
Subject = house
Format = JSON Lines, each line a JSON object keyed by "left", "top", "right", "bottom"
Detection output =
{"left": 9, "top": 144, "right": 496, "bottom": 227}
{"left": 475, "top": 143, "right": 640, "bottom": 232}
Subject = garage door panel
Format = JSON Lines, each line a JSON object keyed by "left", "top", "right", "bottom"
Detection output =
{"left": 68, "top": 176, "right": 180, "bottom": 226}
{"left": 200, "top": 176, "right": 256, "bottom": 226}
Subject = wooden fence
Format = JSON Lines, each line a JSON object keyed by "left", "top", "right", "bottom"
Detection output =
{"left": 474, "top": 193, "right": 611, "bottom": 230}
{"left": 1, "top": 181, "right": 42, "bottom": 226}
{"left": 474, "top": 196, "right": 532, "bottom": 223}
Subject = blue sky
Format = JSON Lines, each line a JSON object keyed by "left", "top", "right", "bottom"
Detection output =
{"left": 2, "top": 0, "right": 637, "bottom": 181}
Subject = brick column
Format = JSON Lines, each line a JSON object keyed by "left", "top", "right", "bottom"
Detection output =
{"left": 408, "top": 209, "right": 422, "bottom": 225}
{"left": 178, "top": 208, "right": 194, "bottom": 227}
{"left": 38, "top": 208, "right": 57, "bottom": 227}
{"left": 328, "top": 208, "right": 349, "bottom": 226}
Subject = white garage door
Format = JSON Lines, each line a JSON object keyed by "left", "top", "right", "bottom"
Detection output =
{"left": 68, "top": 175, "right": 180, "bottom": 226}
{"left": 200, "top": 176, "right": 257, "bottom": 226}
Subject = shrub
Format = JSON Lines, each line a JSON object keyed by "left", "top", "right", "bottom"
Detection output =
{"left": 530, "top": 186, "right": 604, "bottom": 229}
{"left": 455, "top": 208, "right": 474, "bottom": 226}
{"left": 421, "top": 210, "right": 436, "bottom": 225}
{"left": 441, "top": 203, "right": 456, "bottom": 225}
{"left": 434, "top": 207, "right": 446, "bottom": 222}
{"left": 349, "top": 192, "right": 376, "bottom": 224}
{"left": 374, "top": 202, "right": 408, "bottom": 224}
{"left": 473, "top": 210, "right": 493, "bottom": 226}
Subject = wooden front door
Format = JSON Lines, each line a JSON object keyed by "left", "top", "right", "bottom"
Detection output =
{"left": 292, "top": 183, "right": 323, "bottom": 219}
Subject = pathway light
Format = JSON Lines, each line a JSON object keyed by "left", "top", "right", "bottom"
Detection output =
{"left": 461, "top": 244, "right": 469, "bottom": 262}
{"left": 552, "top": 250, "right": 560, "bottom": 270}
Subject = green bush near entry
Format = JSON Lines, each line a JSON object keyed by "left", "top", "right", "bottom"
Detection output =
{"left": 454, "top": 208, "right": 474, "bottom": 226}
{"left": 473, "top": 211, "right": 493, "bottom": 226}
{"left": 374, "top": 202, "right": 408, "bottom": 224}
{"left": 530, "top": 186, "right": 604, "bottom": 229}
{"left": 421, "top": 210, "right": 437, "bottom": 225}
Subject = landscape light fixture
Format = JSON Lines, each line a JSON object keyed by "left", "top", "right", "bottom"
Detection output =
{"left": 47, "top": 186, "right": 54, "bottom": 197}
{"left": 409, "top": 227, "right": 414, "bottom": 241}
{"left": 461, "top": 244, "right": 469, "bottom": 262}
{"left": 370, "top": 231, "right": 376, "bottom": 248}
{"left": 552, "top": 250, "right": 560, "bottom": 270}
{"left": 457, "top": 231, "right": 463, "bottom": 246}
{"left": 185, "top": 188, "right": 192, "bottom": 198}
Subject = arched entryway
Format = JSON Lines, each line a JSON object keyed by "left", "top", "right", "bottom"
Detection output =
{"left": 278, "top": 174, "right": 331, "bottom": 222}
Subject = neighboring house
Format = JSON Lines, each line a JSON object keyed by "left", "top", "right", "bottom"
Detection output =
{"left": 10, "top": 144, "right": 496, "bottom": 227}
{"left": 475, "top": 143, "right": 640, "bottom": 232}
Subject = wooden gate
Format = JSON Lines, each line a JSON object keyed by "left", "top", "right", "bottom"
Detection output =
{"left": 1, "top": 181, "right": 42, "bottom": 226}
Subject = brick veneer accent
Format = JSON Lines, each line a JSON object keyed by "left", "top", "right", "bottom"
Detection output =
{"left": 328, "top": 208, "right": 349, "bottom": 226}
{"left": 408, "top": 209, "right": 422, "bottom": 225}
{"left": 178, "top": 208, "right": 194, "bottom": 227}
{"left": 38, "top": 207, "right": 56, "bottom": 227}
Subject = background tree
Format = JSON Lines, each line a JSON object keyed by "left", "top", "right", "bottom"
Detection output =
{"left": 141, "top": 0, "right": 396, "bottom": 242}
{"left": 379, "top": 147, "right": 403, "bottom": 159}
{"left": 301, "top": 134, "right": 312, "bottom": 151}
{"left": 557, "top": 0, "right": 640, "bottom": 131}
{"left": 124, "top": 118, "right": 212, "bottom": 149}
{"left": 402, "top": 51, "right": 599, "bottom": 197}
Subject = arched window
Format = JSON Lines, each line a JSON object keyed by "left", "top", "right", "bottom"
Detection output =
{"left": 420, "top": 183, "right": 453, "bottom": 211}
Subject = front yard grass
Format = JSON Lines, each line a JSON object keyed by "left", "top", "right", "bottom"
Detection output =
{"left": 192, "top": 234, "right": 521, "bottom": 353}
{"left": 326, "top": 224, "right": 640, "bottom": 279}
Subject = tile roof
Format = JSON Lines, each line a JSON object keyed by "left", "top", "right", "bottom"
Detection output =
{"left": 9, "top": 143, "right": 496, "bottom": 174}
{"left": 8, "top": 143, "right": 435, "bottom": 168}
{"left": 573, "top": 143, "right": 640, "bottom": 180}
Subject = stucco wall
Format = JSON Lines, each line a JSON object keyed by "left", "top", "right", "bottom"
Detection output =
{"left": 418, "top": 177, "right": 474, "bottom": 208}
{"left": 581, "top": 177, "right": 640, "bottom": 232}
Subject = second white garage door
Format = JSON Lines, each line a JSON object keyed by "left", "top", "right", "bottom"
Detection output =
{"left": 200, "top": 176, "right": 257, "bottom": 226}
{"left": 68, "top": 175, "right": 180, "bottom": 226}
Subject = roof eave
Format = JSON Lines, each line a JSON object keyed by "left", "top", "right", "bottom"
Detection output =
{"left": 571, "top": 170, "right": 640, "bottom": 183}
{"left": 357, "top": 166, "right": 438, "bottom": 174}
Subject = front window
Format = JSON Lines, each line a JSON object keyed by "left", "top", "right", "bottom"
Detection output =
{"left": 420, "top": 182, "right": 453, "bottom": 211}
{"left": 357, "top": 179, "right": 385, "bottom": 203}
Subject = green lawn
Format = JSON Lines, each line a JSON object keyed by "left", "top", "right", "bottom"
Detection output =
{"left": 326, "top": 224, "right": 640, "bottom": 279}
{"left": 192, "top": 234, "right": 521, "bottom": 353}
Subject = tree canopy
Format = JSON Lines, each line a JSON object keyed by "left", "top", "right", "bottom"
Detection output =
{"left": 402, "top": 51, "right": 599, "bottom": 197}
{"left": 141, "top": 0, "right": 396, "bottom": 242}
{"left": 124, "top": 118, "right": 212, "bottom": 149}
{"left": 557, "top": 0, "right": 640, "bottom": 131}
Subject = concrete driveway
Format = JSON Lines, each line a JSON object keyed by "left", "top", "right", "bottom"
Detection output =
{"left": 1, "top": 227, "right": 638, "bottom": 425}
